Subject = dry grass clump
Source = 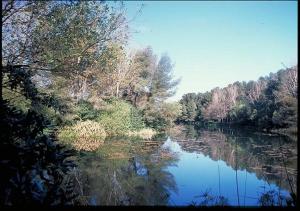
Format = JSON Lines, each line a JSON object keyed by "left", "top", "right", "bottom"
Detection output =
{"left": 127, "top": 128, "right": 156, "bottom": 140}
{"left": 58, "top": 120, "right": 107, "bottom": 151}
{"left": 72, "top": 138, "right": 104, "bottom": 151}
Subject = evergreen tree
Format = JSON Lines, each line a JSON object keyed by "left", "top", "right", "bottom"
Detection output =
{"left": 150, "top": 54, "right": 180, "bottom": 103}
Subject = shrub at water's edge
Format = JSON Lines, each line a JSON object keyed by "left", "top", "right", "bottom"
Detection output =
{"left": 96, "top": 99, "right": 146, "bottom": 136}
{"left": 58, "top": 120, "right": 107, "bottom": 151}
{"left": 57, "top": 99, "right": 158, "bottom": 150}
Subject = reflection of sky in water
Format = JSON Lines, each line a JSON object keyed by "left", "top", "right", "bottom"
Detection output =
{"left": 162, "top": 137, "right": 182, "bottom": 153}
{"left": 135, "top": 159, "right": 148, "bottom": 176}
{"left": 163, "top": 138, "right": 291, "bottom": 206}
{"left": 89, "top": 196, "right": 97, "bottom": 205}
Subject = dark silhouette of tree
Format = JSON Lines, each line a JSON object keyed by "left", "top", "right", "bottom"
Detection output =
{"left": 0, "top": 65, "right": 77, "bottom": 205}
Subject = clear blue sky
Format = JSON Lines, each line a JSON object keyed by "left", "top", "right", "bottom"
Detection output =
{"left": 124, "top": 1, "right": 297, "bottom": 101}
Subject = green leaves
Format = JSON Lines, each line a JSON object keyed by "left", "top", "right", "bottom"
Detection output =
{"left": 97, "top": 99, "right": 145, "bottom": 136}
{"left": 76, "top": 100, "right": 100, "bottom": 121}
{"left": 151, "top": 54, "right": 180, "bottom": 100}
{"left": 32, "top": 1, "right": 128, "bottom": 77}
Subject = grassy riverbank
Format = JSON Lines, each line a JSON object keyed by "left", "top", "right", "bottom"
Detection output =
{"left": 57, "top": 98, "right": 158, "bottom": 151}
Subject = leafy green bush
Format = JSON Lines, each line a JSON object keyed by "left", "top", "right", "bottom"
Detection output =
{"left": 97, "top": 99, "right": 145, "bottom": 136}
{"left": 58, "top": 120, "right": 107, "bottom": 151}
{"left": 39, "top": 106, "right": 63, "bottom": 126}
{"left": 76, "top": 100, "right": 100, "bottom": 121}
{"left": 129, "top": 106, "right": 146, "bottom": 131}
{"left": 2, "top": 85, "right": 31, "bottom": 112}
{"left": 160, "top": 102, "right": 182, "bottom": 127}
{"left": 143, "top": 108, "right": 167, "bottom": 131}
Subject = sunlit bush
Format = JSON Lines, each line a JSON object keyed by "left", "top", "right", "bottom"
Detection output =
{"left": 58, "top": 120, "right": 107, "bottom": 151}
{"left": 97, "top": 99, "right": 145, "bottom": 136}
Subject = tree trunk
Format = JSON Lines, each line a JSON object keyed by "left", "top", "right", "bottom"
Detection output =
{"left": 116, "top": 67, "right": 121, "bottom": 98}
{"left": 133, "top": 93, "right": 138, "bottom": 107}
{"left": 116, "top": 82, "right": 119, "bottom": 98}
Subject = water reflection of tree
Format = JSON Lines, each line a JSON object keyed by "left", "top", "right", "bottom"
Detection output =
{"left": 190, "top": 189, "right": 295, "bottom": 207}
{"left": 77, "top": 140, "right": 178, "bottom": 205}
{"left": 257, "top": 190, "right": 296, "bottom": 206}
{"left": 192, "top": 190, "right": 229, "bottom": 206}
{"left": 172, "top": 125, "right": 297, "bottom": 203}
{"left": 225, "top": 135, "right": 297, "bottom": 195}
{"left": 183, "top": 124, "right": 198, "bottom": 139}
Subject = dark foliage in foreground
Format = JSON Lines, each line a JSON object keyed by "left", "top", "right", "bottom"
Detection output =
{"left": 0, "top": 65, "right": 77, "bottom": 205}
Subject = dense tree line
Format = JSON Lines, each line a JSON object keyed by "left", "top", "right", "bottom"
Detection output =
{"left": 179, "top": 66, "right": 298, "bottom": 133}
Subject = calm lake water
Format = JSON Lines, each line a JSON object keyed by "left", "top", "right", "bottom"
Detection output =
{"left": 77, "top": 125, "right": 297, "bottom": 206}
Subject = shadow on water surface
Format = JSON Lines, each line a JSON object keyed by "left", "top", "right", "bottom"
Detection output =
{"left": 169, "top": 124, "right": 297, "bottom": 206}
{"left": 76, "top": 137, "right": 178, "bottom": 205}
{"left": 76, "top": 125, "right": 297, "bottom": 206}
